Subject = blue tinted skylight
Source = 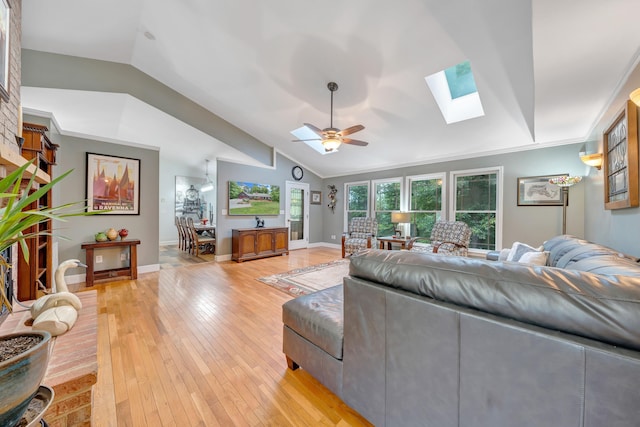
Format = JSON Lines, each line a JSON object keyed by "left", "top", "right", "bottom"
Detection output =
{"left": 425, "top": 60, "right": 484, "bottom": 124}
{"left": 444, "top": 61, "right": 477, "bottom": 99}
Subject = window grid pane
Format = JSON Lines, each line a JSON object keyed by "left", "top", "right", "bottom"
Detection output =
{"left": 348, "top": 184, "right": 369, "bottom": 211}
{"left": 374, "top": 181, "right": 401, "bottom": 236}
{"left": 409, "top": 177, "right": 444, "bottom": 241}
{"left": 454, "top": 171, "right": 498, "bottom": 251}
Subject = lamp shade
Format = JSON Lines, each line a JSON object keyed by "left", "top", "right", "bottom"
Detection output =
{"left": 549, "top": 176, "right": 582, "bottom": 187}
{"left": 391, "top": 212, "right": 410, "bottom": 223}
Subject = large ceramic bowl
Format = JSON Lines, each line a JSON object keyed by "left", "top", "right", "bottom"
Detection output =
{"left": 0, "top": 331, "right": 51, "bottom": 427}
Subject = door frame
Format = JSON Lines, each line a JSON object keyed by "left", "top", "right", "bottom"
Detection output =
{"left": 285, "top": 181, "right": 309, "bottom": 250}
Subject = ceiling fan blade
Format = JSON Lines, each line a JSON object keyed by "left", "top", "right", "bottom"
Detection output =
{"left": 339, "top": 124, "right": 365, "bottom": 137}
{"left": 342, "top": 138, "right": 369, "bottom": 146}
{"left": 303, "top": 123, "right": 324, "bottom": 136}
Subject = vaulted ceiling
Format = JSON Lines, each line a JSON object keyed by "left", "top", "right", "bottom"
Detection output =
{"left": 20, "top": 0, "right": 640, "bottom": 177}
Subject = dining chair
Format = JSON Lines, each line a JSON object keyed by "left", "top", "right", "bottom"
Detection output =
{"left": 179, "top": 216, "right": 193, "bottom": 252}
{"left": 175, "top": 216, "right": 186, "bottom": 251}
{"left": 186, "top": 217, "right": 216, "bottom": 256}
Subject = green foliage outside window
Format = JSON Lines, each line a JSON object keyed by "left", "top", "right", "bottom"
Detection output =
{"left": 374, "top": 181, "right": 400, "bottom": 236}
{"left": 455, "top": 173, "right": 497, "bottom": 250}
{"left": 347, "top": 183, "right": 368, "bottom": 224}
{"left": 409, "top": 178, "right": 443, "bottom": 242}
{"left": 348, "top": 184, "right": 368, "bottom": 211}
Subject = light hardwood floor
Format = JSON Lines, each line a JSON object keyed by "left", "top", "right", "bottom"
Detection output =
{"left": 90, "top": 247, "right": 372, "bottom": 426}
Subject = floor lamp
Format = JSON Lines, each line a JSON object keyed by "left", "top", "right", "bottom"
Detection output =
{"left": 549, "top": 176, "right": 582, "bottom": 235}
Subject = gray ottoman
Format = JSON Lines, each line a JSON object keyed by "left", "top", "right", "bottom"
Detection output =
{"left": 282, "top": 285, "right": 344, "bottom": 397}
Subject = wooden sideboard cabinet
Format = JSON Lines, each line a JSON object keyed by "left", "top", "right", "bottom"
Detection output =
{"left": 232, "top": 227, "right": 289, "bottom": 262}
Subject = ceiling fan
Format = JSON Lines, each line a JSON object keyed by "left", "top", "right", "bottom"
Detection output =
{"left": 293, "top": 82, "right": 368, "bottom": 152}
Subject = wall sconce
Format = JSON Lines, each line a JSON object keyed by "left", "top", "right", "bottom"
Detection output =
{"left": 630, "top": 88, "right": 640, "bottom": 107}
{"left": 578, "top": 144, "right": 602, "bottom": 170}
{"left": 580, "top": 152, "right": 603, "bottom": 170}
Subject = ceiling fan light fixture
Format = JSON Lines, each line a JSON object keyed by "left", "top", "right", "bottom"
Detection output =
{"left": 322, "top": 137, "right": 342, "bottom": 151}
{"left": 291, "top": 81, "right": 368, "bottom": 152}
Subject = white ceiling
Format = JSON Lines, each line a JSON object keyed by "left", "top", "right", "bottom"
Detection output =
{"left": 21, "top": 0, "right": 640, "bottom": 177}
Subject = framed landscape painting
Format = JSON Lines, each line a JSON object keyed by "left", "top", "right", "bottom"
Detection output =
{"left": 228, "top": 180, "right": 280, "bottom": 215}
{"left": 86, "top": 153, "right": 140, "bottom": 214}
{"left": 517, "top": 174, "right": 567, "bottom": 206}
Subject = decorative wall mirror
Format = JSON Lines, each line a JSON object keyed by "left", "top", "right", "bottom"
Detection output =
{"left": 175, "top": 176, "right": 215, "bottom": 223}
{"left": 603, "top": 100, "right": 639, "bottom": 210}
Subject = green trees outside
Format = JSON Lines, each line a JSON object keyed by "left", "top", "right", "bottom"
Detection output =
{"left": 410, "top": 178, "right": 443, "bottom": 242}
{"left": 346, "top": 184, "right": 368, "bottom": 222}
{"left": 455, "top": 173, "right": 496, "bottom": 250}
{"left": 374, "top": 182, "right": 400, "bottom": 236}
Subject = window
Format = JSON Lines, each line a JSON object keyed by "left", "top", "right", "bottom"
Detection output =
{"left": 425, "top": 60, "right": 484, "bottom": 124}
{"left": 373, "top": 178, "right": 402, "bottom": 237}
{"left": 450, "top": 167, "right": 502, "bottom": 251}
{"left": 408, "top": 173, "right": 445, "bottom": 242}
{"left": 344, "top": 181, "right": 369, "bottom": 228}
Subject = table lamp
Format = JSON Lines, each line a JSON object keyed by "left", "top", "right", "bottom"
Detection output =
{"left": 548, "top": 176, "right": 582, "bottom": 235}
{"left": 391, "top": 212, "right": 411, "bottom": 237}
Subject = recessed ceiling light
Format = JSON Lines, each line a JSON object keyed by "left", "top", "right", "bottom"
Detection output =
{"left": 143, "top": 31, "right": 156, "bottom": 41}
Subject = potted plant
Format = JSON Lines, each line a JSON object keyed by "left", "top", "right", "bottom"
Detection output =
{"left": 0, "top": 160, "right": 97, "bottom": 425}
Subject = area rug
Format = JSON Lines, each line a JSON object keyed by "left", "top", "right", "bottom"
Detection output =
{"left": 257, "top": 259, "right": 349, "bottom": 296}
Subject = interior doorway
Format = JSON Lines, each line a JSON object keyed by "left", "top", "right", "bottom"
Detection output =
{"left": 285, "top": 181, "right": 309, "bottom": 250}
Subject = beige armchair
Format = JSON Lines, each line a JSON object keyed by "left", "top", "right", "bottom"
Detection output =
{"left": 342, "top": 217, "right": 378, "bottom": 258}
{"left": 409, "top": 220, "right": 471, "bottom": 256}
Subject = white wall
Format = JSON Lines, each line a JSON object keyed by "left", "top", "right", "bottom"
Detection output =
{"left": 159, "top": 153, "right": 217, "bottom": 245}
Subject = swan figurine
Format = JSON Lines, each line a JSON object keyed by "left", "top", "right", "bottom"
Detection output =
{"left": 31, "top": 259, "right": 87, "bottom": 336}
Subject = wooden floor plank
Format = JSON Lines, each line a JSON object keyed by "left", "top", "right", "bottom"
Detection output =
{"left": 88, "top": 247, "right": 372, "bottom": 426}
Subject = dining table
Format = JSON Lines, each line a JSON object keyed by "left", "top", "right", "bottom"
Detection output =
{"left": 193, "top": 223, "right": 216, "bottom": 238}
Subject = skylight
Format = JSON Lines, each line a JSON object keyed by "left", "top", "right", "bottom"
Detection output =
{"left": 290, "top": 126, "right": 338, "bottom": 155}
{"left": 425, "top": 60, "right": 484, "bottom": 124}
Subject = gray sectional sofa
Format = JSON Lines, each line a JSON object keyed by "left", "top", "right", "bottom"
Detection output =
{"left": 282, "top": 235, "right": 640, "bottom": 427}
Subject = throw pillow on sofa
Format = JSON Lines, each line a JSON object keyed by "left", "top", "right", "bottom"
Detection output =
{"left": 518, "top": 250, "right": 549, "bottom": 266}
{"left": 506, "top": 242, "right": 544, "bottom": 262}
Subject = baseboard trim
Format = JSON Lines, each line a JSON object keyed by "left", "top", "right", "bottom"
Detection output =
{"left": 312, "top": 242, "right": 341, "bottom": 249}
{"left": 64, "top": 263, "right": 160, "bottom": 285}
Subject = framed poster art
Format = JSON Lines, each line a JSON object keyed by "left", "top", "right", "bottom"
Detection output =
{"left": 517, "top": 174, "right": 568, "bottom": 206}
{"left": 603, "top": 100, "right": 639, "bottom": 210}
{"left": 86, "top": 153, "right": 140, "bottom": 215}
{"left": 0, "top": 0, "right": 11, "bottom": 102}
{"left": 310, "top": 190, "right": 322, "bottom": 205}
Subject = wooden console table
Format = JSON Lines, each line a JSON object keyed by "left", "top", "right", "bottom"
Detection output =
{"left": 81, "top": 239, "right": 140, "bottom": 286}
{"left": 232, "top": 227, "right": 288, "bottom": 262}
